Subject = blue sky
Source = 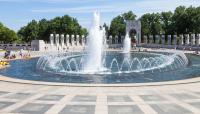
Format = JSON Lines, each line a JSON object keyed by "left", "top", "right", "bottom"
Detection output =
{"left": 0, "top": 0, "right": 200, "bottom": 31}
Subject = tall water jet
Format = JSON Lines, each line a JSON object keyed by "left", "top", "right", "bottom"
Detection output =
{"left": 123, "top": 32, "right": 131, "bottom": 53}
{"left": 83, "top": 12, "right": 105, "bottom": 73}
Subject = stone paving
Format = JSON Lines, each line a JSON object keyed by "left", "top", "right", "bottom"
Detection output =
{"left": 0, "top": 81, "right": 198, "bottom": 114}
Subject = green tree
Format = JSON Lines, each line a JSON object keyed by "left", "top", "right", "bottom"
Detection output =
{"left": 140, "top": 13, "right": 162, "bottom": 35}
{"left": 18, "top": 20, "right": 39, "bottom": 42}
{"left": 185, "top": 6, "right": 200, "bottom": 33}
{"left": 160, "top": 11, "right": 174, "bottom": 34}
{"left": 18, "top": 15, "right": 87, "bottom": 42}
{"left": 0, "top": 22, "right": 19, "bottom": 43}
{"left": 38, "top": 19, "right": 49, "bottom": 41}
{"left": 102, "top": 23, "right": 109, "bottom": 36}
{"left": 140, "top": 13, "right": 151, "bottom": 35}
{"left": 172, "top": 6, "right": 187, "bottom": 34}
{"left": 109, "top": 11, "right": 136, "bottom": 36}
{"left": 194, "top": 6, "right": 200, "bottom": 33}
{"left": 122, "top": 11, "right": 137, "bottom": 20}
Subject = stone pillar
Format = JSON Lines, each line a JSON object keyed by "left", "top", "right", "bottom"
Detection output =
{"left": 155, "top": 35, "right": 160, "bottom": 44}
{"left": 196, "top": 34, "right": 200, "bottom": 46}
{"left": 65, "top": 34, "right": 69, "bottom": 46}
{"left": 168, "top": 35, "right": 171, "bottom": 45}
{"left": 76, "top": 35, "right": 80, "bottom": 46}
{"left": 50, "top": 34, "right": 54, "bottom": 46}
{"left": 71, "top": 35, "right": 75, "bottom": 46}
{"left": 121, "top": 36, "right": 124, "bottom": 44}
{"left": 114, "top": 36, "right": 117, "bottom": 44}
{"left": 81, "top": 35, "right": 85, "bottom": 46}
{"left": 185, "top": 34, "right": 190, "bottom": 45}
{"left": 162, "top": 35, "right": 165, "bottom": 45}
{"left": 149, "top": 35, "right": 153, "bottom": 44}
{"left": 144, "top": 35, "right": 148, "bottom": 44}
{"left": 55, "top": 34, "right": 59, "bottom": 46}
{"left": 173, "top": 35, "right": 177, "bottom": 45}
{"left": 180, "top": 34, "right": 184, "bottom": 45}
{"left": 74, "top": 35, "right": 77, "bottom": 46}
{"left": 109, "top": 36, "right": 112, "bottom": 44}
{"left": 60, "top": 34, "right": 65, "bottom": 47}
{"left": 191, "top": 34, "right": 196, "bottom": 46}
{"left": 117, "top": 36, "right": 120, "bottom": 44}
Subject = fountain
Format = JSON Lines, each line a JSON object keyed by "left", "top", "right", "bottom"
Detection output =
{"left": 83, "top": 12, "right": 106, "bottom": 73}
{"left": 36, "top": 12, "right": 189, "bottom": 76}
{"left": 123, "top": 32, "right": 131, "bottom": 53}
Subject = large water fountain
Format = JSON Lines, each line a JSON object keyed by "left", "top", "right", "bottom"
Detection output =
{"left": 123, "top": 32, "right": 131, "bottom": 53}
{"left": 83, "top": 12, "right": 106, "bottom": 73}
{"left": 36, "top": 12, "right": 189, "bottom": 76}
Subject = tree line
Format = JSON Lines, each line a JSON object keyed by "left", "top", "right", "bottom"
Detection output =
{"left": 1, "top": 5, "right": 200, "bottom": 43}
{"left": 18, "top": 15, "right": 87, "bottom": 43}
{"left": 0, "top": 22, "right": 19, "bottom": 43}
{"left": 108, "top": 6, "right": 200, "bottom": 37}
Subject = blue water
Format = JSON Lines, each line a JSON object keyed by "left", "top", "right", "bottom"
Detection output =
{"left": 0, "top": 52, "right": 199, "bottom": 84}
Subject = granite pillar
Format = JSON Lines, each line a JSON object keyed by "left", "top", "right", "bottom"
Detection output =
{"left": 168, "top": 35, "right": 171, "bottom": 45}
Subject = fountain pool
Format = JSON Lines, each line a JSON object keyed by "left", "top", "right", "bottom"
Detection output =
{"left": 0, "top": 52, "right": 200, "bottom": 84}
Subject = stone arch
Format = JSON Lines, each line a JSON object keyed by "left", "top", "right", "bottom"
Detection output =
{"left": 126, "top": 20, "right": 141, "bottom": 44}
{"left": 129, "top": 29, "right": 137, "bottom": 43}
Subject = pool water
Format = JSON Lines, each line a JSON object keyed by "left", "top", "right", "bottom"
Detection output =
{"left": 0, "top": 52, "right": 199, "bottom": 84}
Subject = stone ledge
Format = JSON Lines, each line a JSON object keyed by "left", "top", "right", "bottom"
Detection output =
{"left": 0, "top": 75, "right": 200, "bottom": 87}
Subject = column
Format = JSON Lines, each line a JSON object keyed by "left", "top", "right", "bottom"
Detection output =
{"left": 196, "top": 34, "right": 200, "bottom": 46}
{"left": 65, "top": 34, "right": 69, "bottom": 46}
{"left": 55, "top": 34, "right": 59, "bottom": 46}
{"left": 81, "top": 35, "right": 85, "bottom": 46}
{"left": 121, "top": 36, "right": 124, "bottom": 44}
{"left": 162, "top": 35, "right": 165, "bottom": 45}
{"left": 71, "top": 35, "right": 75, "bottom": 46}
{"left": 173, "top": 35, "right": 177, "bottom": 45}
{"left": 191, "top": 34, "right": 196, "bottom": 46}
{"left": 114, "top": 36, "right": 118, "bottom": 44}
{"left": 180, "top": 34, "right": 184, "bottom": 45}
{"left": 155, "top": 35, "right": 160, "bottom": 44}
{"left": 60, "top": 34, "right": 65, "bottom": 47}
{"left": 50, "top": 34, "right": 54, "bottom": 46}
{"left": 144, "top": 35, "right": 148, "bottom": 44}
{"left": 76, "top": 35, "right": 80, "bottom": 46}
{"left": 168, "top": 35, "right": 171, "bottom": 45}
{"left": 109, "top": 36, "right": 112, "bottom": 44}
{"left": 185, "top": 34, "right": 190, "bottom": 45}
{"left": 149, "top": 35, "right": 153, "bottom": 44}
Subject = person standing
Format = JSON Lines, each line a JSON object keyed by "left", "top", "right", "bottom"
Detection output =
{"left": 19, "top": 49, "right": 23, "bottom": 58}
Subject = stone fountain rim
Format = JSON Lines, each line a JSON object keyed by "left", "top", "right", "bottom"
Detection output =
{"left": 0, "top": 74, "right": 199, "bottom": 87}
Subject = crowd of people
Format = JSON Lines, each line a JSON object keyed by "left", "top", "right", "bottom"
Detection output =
{"left": 4, "top": 49, "right": 31, "bottom": 60}
{"left": 0, "top": 60, "right": 9, "bottom": 66}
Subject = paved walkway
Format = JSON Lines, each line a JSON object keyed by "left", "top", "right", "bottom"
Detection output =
{"left": 0, "top": 80, "right": 199, "bottom": 114}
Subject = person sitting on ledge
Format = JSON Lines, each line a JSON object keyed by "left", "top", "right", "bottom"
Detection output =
{"left": 0, "top": 60, "right": 9, "bottom": 66}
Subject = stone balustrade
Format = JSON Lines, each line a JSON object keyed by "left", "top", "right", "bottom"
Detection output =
{"left": 49, "top": 33, "right": 200, "bottom": 50}
{"left": 49, "top": 34, "right": 86, "bottom": 47}
{"left": 142, "top": 34, "right": 200, "bottom": 46}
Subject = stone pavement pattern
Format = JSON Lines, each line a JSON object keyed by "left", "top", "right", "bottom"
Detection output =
{"left": 0, "top": 81, "right": 199, "bottom": 114}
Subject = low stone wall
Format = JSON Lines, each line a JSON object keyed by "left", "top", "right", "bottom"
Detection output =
{"left": 0, "top": 44, "right": 31, "bottom": 50}
{"left": 138, "top": 44, "right": 200, "bottom": 51}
